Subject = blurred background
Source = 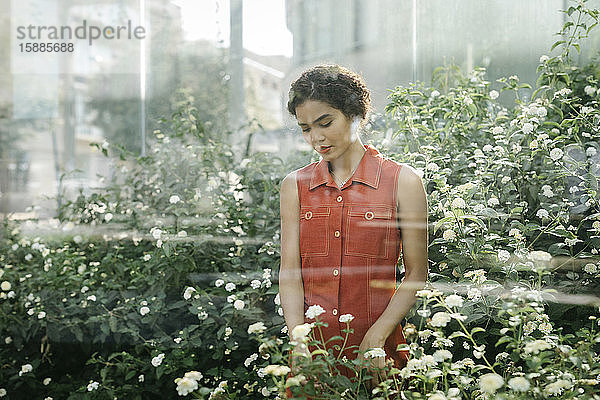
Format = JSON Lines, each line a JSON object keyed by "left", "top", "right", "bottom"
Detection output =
{"left": 1, "top": 0, "right": 600, "bottom": 218}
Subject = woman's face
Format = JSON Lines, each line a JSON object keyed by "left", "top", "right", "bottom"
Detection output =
{"left": 295, "top": 100, "right": 359, "bottom": 161}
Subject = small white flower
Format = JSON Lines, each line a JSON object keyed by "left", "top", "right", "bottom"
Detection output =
{"left": 19, "top": 364, "right": 33, "bottom": 376}
{"left": 104, "top": 213, "right": 113, "bottom": 222}
{"left": 169, "top": 195, "right": 181, "bottom": 204}
{"left": 364, "top": 347, "right": 386, "bottom": 358}
{"left": 87, "top": 295, "right": 96, "bottom": 302}
{"left": 479, "top": 373, "right": 504, "bottom": 393}
{"left": 233, "top": 299, "right": 245, "bottom": 310}
{"left": 339, "top": 313, "right": 355, "bottom": 323}
{"left": 430, "top": 312, "right": 452, "bottom": 327}
{"left": 151, "top": 227, "right": 162, "bottom": 240}
{"left": 143, "top": 254, "right": 151, "bottom": 261}
{"left": 463, "top": 96, "right": 473, "bottom": 106}
{"left": 250, "top": 279, "right": 261, "bottom": 289}
{"left": 443, "top": 229, "right": 456, "bottom": 241}
{"left": 262, "top": 365, "right": 291, "bottom": 376}
{"left": 183, "top": 287, "right": 196, "bottom": 300}
{"left": 433, "top": 349, "right": 453, "bottom": 362}
{"left": 550, "top": 148, "right": 564, "bottom": 161}
{"left": 467, "top": 288, "right": 482, "bottom": 300}
{"left": 37, "top": 311, "right": 46, "bottom": 319}
{"left": 227, "top": 295, "right": 236, "bottom": 303}
{"left": 87, "top": 381, "right": 100, "bottom": 391}
{"left": 492, "top": 126, "right": 504, "bottom": 135}
{"left": 24, "top": 253, "right": 33, "bottom": 261}
{"left": 0, "top": 388, "right": 7, "bottom": 397}
{"left": 4, "top": 337, "right": 12, "bottom": 344}
{"left": 215, "top": 279, "right": 225, "bottom": 287}
{"left": 177, "top": 230, "right": 187, "bottom": 238}
{"left": 584, "top": 85, "right": 597, "bottom": 96}
{"left": 248, "top": 322, "right": 267, "bottom": 334}
{"left": 43, "top": 377, "right": 51, "bottom": 385}
{"left": 0, "top": 281, "right": 11, "bottom": 291}
{"left": 431, "top": 90, "right": 440, "bottom": 97}
{"left": 524, "top": 339, "right": 552, "bottom": 354}
{"left": 175, "top": 377, "right": 198, "bottom": 396}
{"left": 522, "top": 122, "right": 534, "bottom": 135}
{"left": 225, "top": 282, "right": 236, "bottom": 292}
{"left": 244, "top": 353, "right": 259, "bottom": 367}
{"left": 498, "top": 249, "right": 511, "bottom": 263}
{"left": 586, "top": 147, "right": 597, "bottom": 156}
{"left": 274, "top": 293, "right": 281, "bottom": 305}
{"left": 139, "top": 306, "right": 150, "bottom": 316}
{"left": 536, "top": 209, "right": 549, "bottom": 219}
{"left": 489, "top": 90, "right": 499, "bottom": 100}
{"left": 138, "top": 374, "right": 145, "bottom": 382}
{"left": 539, "top": 55, "right": 550, "bottom": 63}
{"left": 151, "top": 353, "right": 165, "bottom": 367}
{"left": 584, "top": 263, "right": 598, "bottom": 274}
{"left": 305, "top": 304, "right": 326, "bottom": 319}
{"left": 291, "top": 323, "right": 313, "bottom": 341}
{"left": 451, "top": 198, "right": 466, "bottom": 209}
{"left": 444, "top": 294, "right": 464, "bottom": 308}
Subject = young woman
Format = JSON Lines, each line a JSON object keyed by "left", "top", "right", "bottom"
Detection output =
{"left": 279, "top": 64, "right": 428, "bottom": 388}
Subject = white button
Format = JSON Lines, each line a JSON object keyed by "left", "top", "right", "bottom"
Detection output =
{"left": 336, "top": 196, "right": 343, "bottom": 202}
{"left": 365, "top": 211, "right": 374, "bottom": 220}
{"left": 333, "top": 269, "right": 339, "bottom": 276}
{"left": 305, "top": 211, "right": 312, "bottom": 220}
{"left": 334, "top": 230, "right": 340, "bottom": 237}
{"left": 332, "top": 308, "right": 338, "bottom": 315}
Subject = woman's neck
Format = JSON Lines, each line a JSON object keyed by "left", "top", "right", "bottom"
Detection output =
{"left": 328, "top": 139, "right": 366, "bottom": 177}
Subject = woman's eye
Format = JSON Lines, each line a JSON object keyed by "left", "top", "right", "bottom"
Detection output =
{"left": 320, "top": 121, "right": 332, "bottom": 127}
{"left": 301, "top": 128, "right": 311, "bottom": 133}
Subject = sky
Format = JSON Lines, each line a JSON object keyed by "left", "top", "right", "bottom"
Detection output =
{"left": 171, "top": 0, "right": 293, "bottom": 58}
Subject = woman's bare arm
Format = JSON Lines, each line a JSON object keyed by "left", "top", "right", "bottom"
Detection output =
{"left": 279, "top": 171, "right": 305, "bottom": 338}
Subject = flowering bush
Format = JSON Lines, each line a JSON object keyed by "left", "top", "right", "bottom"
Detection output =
{"left": 1, "top": 1, "right": 600, "bottom": 399}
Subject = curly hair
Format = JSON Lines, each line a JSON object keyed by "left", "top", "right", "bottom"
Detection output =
{"left": 287, "top": 64, "right": 371, "bottom": 122}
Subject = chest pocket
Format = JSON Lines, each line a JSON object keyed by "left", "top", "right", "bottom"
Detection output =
{"left": 299, "top": 206, "right": 330, "bottom": 257}
{"left": 345, "top": 205, "right": 394, "bottom": 258}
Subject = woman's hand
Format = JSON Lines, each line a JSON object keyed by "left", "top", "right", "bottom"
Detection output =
{"left": 357, "top": 326, "right": 389, "bottom": 390}
{"left": 290, "top": 342, "right": 312, "bottom": 375}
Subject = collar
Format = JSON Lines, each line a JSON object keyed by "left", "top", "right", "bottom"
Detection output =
{"left": 309, "top": 144, "right": 382, "bottom": 190}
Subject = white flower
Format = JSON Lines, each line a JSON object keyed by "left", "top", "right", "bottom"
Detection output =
{"left": 138, "top": 374, "right": 144, "bottom": 382}
{"left": 233, "top": 299, "right": 245, "bottom": 310}
{"left": 433, "top": 349, "right": 453, "bottom": 362}
{"left": 581, "top": 106, "right": 594, "bottom": 114}
{"left": 487, "top": 197, "right": 499, "bottom": 207}
{"left": 226, "top": 295, "right": 236, "bottom": 303}
{"left": 291, "top": 323, "right": 313, "bottom": 341}
{"left": 498, "top": 249, "right": 511, "bottom": 263}
{"left": 529, "top": 139, "right": 539, "bottom": 150}
{"left": 482, "top": 144, "right": 494, "bottom": 153}
{"left": 431, "top": 90, "right": 440, "bottom": 97}
{"left": 173, "top": 337, "right": 182, "bottom": 344}
{"left": 183, "top": 287, "right": 196, "bottom": 300}
{"left": 169, "top": 195, "right": 181, "bottom": 204}
{"left": 143, "top": 254, "right": 151, "bottom": 261}
{"left": 19, "top": 364, "right": 33, "bottom": 376}
{"left": 587, "top": 147, "right": 597, "bottom": 156}
{"left": 87, "top": 295, "right": 96, "bottom": 302}
{"left": 0, "top": 281, "right": 11, "bottom": 291}
{"left": 443, "top": 229, "right": 456, "bottom": 241}
{"left": 467, "top": 288, "right": 482, "bottom": 301}
{"left": 451, "top": 198, "right": 466, "bottom": 209}
{"left": 274, "top": 293, "right": 281, "bottom": 305}
{"left": 177, "top": 230, "right": 187, "bottom": 238}
{"left": 139, "top": 306, "right": 150, "bottom": 316}
{"left": 445, "top": 294, "right": 464, "bottom": 308}
{"left": 4, "top": 337, "right": 12, "bottom": 344}
{"left": 0, "top": 389, "right": 6, "bottom": 397}
{"left": 539, "top": 55, "right": 550, "bottom": 63}
{"left": 87, "top": 381, "right": 99, "bottom": 391}
{"left": 24, "top": 253, "right": 33, "bottom": 261}
{"left": 263, "top": 365, "right": 291, "bottom": 376}
{"left": 339, "top": 314, "right": 355, "bottom": 323}
{"left": 584, "top": 85, "right": 597, "bottom": 96}
{"left": 364, "top": 347, "right": 386, "bottom": 358}
{"left": 524, "top": 339, "right": 552, "bottom": 354}
{"left": 536, "top": 106, "right": 547, "bottom": 117}
{"left": 522, "top": 122, "right": 534, "bottom": 134}
{"left": 104, "top": 213, "right": 113, "bottom": 222}
{"left": 492, "top": 126, "right": 504, "bottom": 135}
{"left": 250, "top": 280, "right": 261, "bottom": 289}
{"left": 550, "top": 148, "right": 563, "bottom": 161}
{"left": 430, "top": 312, "right": 452, "bottom": 327}
{"left": 225, "top": 282, "right": 236, "bottom": 292}
{"left": 544, "top": 379, "right": 572, "bottom": 395}
{"left": 584, "top": 263, "right": 598, "bottom": 274}
{"left": 479, "top": 373, "right": 504, "bottom": 393}
{"left": 151, "top": 353, "right": 165, "bottom": 367}
{"left": 215, "top": 279, "right": 224, "bottom": 287}
{"left": 175, "top": 377, "right": 198, "bottom": 396}
{"left": 463, "top": 96, "right": 473, "bottom": 106}
{"left": 489, "top": 90, "right": 499, "bottom": 100}
{"left": 536, "top": 209, "right": 549, "bottom": 219}
{"left": 244, "top": 353, "right": 259, "bottom": 367}
{"left": 305, "top": 304, "right": 326, "bottom": 319}
{"left": 151, "top": 227, "right": 162, "bottom": 240}
{"left": 37, "top": 311, "right": 46, "bottom": 319}
{"left": 248, "top": 322, "right": 267, "bottom": 334}
{"left": 43, "top": 377, "right": 51, "bottom": 385}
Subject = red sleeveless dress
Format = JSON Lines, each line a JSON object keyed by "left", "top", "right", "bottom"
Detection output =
{"left": 287, "top": 144, "right": 408, "bottom": 394}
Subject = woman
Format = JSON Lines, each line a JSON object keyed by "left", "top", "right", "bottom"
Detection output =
{"left": 279, "top": 64, "right": 428, "bottom": 390}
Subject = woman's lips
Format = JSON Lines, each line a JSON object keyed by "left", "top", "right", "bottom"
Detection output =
{"left": 318, "top": 145, "right": 332, "bottom": 154}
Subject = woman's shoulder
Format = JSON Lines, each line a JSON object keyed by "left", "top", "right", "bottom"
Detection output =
{"left": 281, "top": 161, "right": 319, "bottom": 188}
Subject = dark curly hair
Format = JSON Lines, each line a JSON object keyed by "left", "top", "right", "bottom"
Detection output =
{"left": 287, "top": 64, "right": 371, "bottom": 123}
